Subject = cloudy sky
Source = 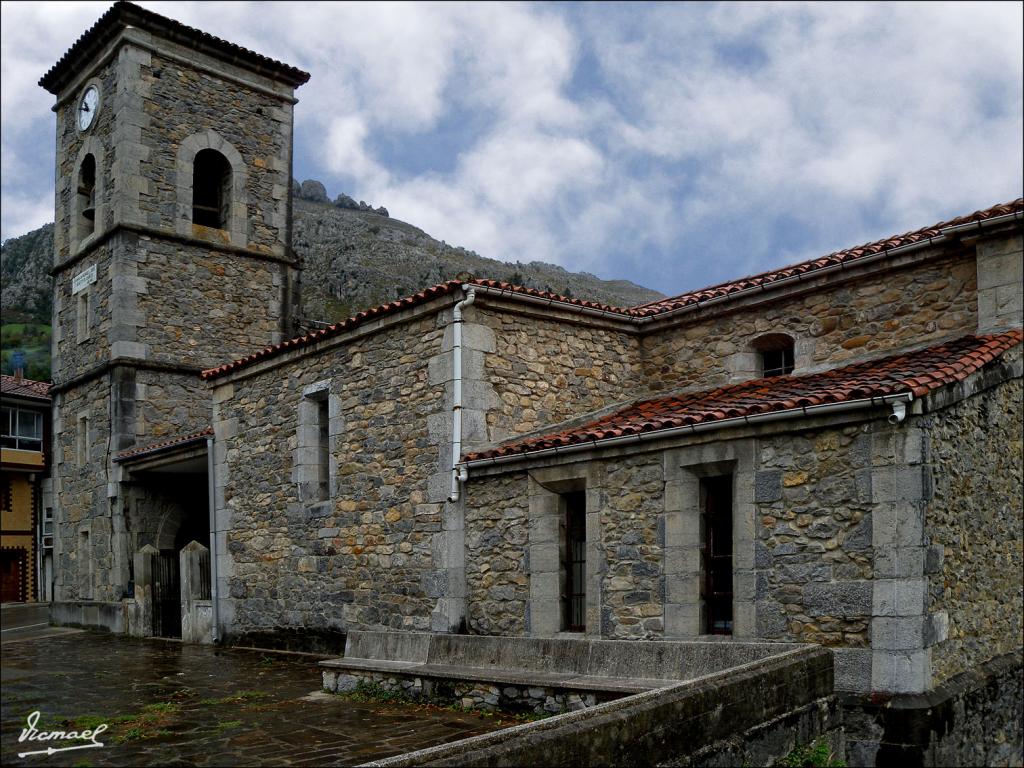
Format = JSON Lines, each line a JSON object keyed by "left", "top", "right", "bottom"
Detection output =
{"left": 2, "top": 1, "right": 1021, "bottom": 297}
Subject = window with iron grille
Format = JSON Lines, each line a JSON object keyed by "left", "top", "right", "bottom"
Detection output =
{"left": 701, "top": 475, "right": 733, "bottom": 635}
{"left": 561, "top": 491, "right": 587, "bottom": 632}
{"left": 753, "top": 333, "right": 795, "bottom": 377}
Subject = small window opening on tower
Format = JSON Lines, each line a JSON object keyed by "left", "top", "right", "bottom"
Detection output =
{"left": 77, "top": 154, "right": 96, "bottom": 238}
{"left": 753, "top": 333, "right": 795, "bottom": 377}
{"left": 77, "top": 414, "right": 89, "bottom": 466}
{"left": 560, "top": 491, "right": 587, "bottom": 632}
{"left": 76, "top": 290, "right": 90, "bottom": 343}
{"left": 192, "top": 149, "right": 231, "bottom": 229}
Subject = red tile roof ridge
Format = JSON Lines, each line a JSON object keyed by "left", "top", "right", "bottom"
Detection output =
{"left": 114, "top": 426, "right": 214, "bottom": 462}
{"left": 202, "top": 280, "right": 465, "bottom": 379}
{"left": 632, "top": 198, "right": 1023, "bottom": 314}
{"left": 201, "top": 200, "right": 1022, "bottom": 381}
{"left": 465, "top": 330, "right": 1022, "bottom": 462}
{"left": 0, "top": 374, "right": 52, "bottom": 400}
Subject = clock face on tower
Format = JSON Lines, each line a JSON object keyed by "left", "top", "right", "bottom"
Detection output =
{"left": 77, "top": 85, "right": 99, "bottom": 131}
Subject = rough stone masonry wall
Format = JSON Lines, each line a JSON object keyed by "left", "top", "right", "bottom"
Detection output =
{"left": 753, "top": 425, "right": 875, "bottom": 651}
{"left": 598, "top": 455, "right": 666, "bottom": 638}
{"left": 642, "top": 254, "right": 978, "bottom": 393}
{"left": 131, "top": 46, "right": 293, "bottom": 254}
{"left": 926, "top": 375, "right": 1023, "bottom": 684}
{"left": 133, "top": 368, "right": 211, "bottom": 441}
{"left": 53, "top": 58, "right": 118, "bottom": 265}
{"left": 52, "top": 377, "right": 121, "bottom": 602}
{"left": 465, "top": 472, "right": 531, "bottom": 636}
{"left": 475, "top": 306, "right": 641, "bottom": 444}
{"left": 52, "top": 242, "right": 115, "bottom": 383}
{"left": 323, "top": 669, "right": 603, "bottom": 715}
{"left": 467, "top": 423, "right": 875, "bottom": 647}
{"left": 131, "top": 234, "right": 287, "bottom": 370}
{"left": 215, "top": 314, "right": 447, "bottom": 640}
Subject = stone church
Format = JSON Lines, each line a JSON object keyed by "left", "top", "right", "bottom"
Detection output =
{"left": 41, "top": 0, "right": 1021, "bottom": 756}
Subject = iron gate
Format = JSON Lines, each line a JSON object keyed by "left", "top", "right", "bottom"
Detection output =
{"left": 152, "top": 551, "right": 181, "bottom": 638}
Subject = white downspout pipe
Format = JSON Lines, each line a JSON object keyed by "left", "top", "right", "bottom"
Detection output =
{"left": 449, "top": 286, "right": 476, "bottom": 502}
{"left": 206, "top": 436, "right": 220, "bottom": 643}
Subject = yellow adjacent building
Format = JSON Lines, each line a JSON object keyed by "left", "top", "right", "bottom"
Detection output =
{"left": 1, "top": 373, "right": 51, "bottom": 603}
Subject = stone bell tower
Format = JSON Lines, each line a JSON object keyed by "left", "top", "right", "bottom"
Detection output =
{"left": 40, "top": 1, "right": 308, "bottom": 613}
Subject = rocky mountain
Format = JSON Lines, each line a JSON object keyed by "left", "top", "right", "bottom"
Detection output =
{"left": 1, "top": 180, "right": 662, "bottom": 376}
{"left": 288, "top": 181, "right": 662, "bottom": 323}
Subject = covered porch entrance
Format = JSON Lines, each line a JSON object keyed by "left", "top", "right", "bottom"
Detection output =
{"left": 114, "top": 429, "right": 216, "bottom": 641}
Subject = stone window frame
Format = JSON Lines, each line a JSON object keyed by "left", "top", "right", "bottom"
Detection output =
{"left": 75, "top": 286, "right": 92, "bottom": 343}
{"left": 294, "top": 380, "right": 339, "bottom": 510}
{"left": 76, "top": 411, "right": 90, "bottom": 467}
{"left": 70, "top": 135, "right": 105, "bottom": 255}
{"left": 526, "top": 464, "right": 603, "bottom": 638}
{"left": 175, "top": 130, "right": 249, "bottom": 247}
{"left": 725, "top": 332, "right": 813, "bottom": 383}
{"left": 753, "top": 333, "right": 796, "bottom": 377}
{"left": 662, "top": 439, "right": 756, "bottom": 638}
{"left": 78, "top": 522, "right": 93, "bottom": 600}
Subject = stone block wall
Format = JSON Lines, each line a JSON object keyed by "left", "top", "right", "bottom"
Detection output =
{"left": 132, "top": 42, "right": 295, "bottom": 254}
{"left": 641, "top": 254, "right": 978, "bottom": 393}
{"left": 132, "top": 235, "right": 289, "bottom": 369}
{"left": 474, "top": 306, "right": 641, "bottom": 444}
{"left": 213, "top": 312, "right": 449, "bottom": 640}
{"left": 753, "top": 426, "right": 874, "bottom": 650}
{"left": 465, "top": 473, "right": 530, "bottom": 635}
{"left": 134, "top": 368, "right": 211, "bottom": 441}
{"left": 976, "top": 231, "right": 1023, "bottom": 333}
{"left": 52, "top": 243, "right": 115, "bottom": 383}
{"left": 53, "top": 59, "right": 118, "bottom": 265}
{"left": 51, "top": 376, "right": 125, "bottom": 602}
{"left": 323, "top": 669, "right": 605, "bottom": 715}
{"left": 925, "top": 374, "right": 1023, "bottom": 684}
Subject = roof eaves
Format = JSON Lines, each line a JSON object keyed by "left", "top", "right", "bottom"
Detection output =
{"left": 634, "top": 199, "right": 1023, "bottom": 316}
{"left": 464, "top": 330, "right": 1023, "bottom": 466}
{"left": 113, "top": 427, "right": 213, "bottom": 463}
{"left": 39, "top": 1, "right": 310, "bottom": 94}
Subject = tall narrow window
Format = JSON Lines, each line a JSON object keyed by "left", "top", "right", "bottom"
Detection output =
{"left": 77, "top": 154, "right": 96, "bottom": 239}
{"left": 316, "top": 397, "right": 329, "bottom": 501}
{"left": 192, "top": 149, "right": 231, "bottom": 229}
{"left": 701, "top": 475, "right": 733, "bottom": 635}
{"left": 753, "top": 333, "right": 795, "bottom": 377}
{"left": 76, "top": 290, "right": 91, "bottom": 343}
{"left": 79, "top": 530, "right": 93, "bottom": 599}
{"left": 560, "top": 491, "right": 586, "bottom": 632}
{"left": 77, "top": 414, "right": 89, "bottom": 466}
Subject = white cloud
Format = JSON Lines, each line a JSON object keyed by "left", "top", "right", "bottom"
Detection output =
{"left": 1, "top": 1, "right": 1020, "bottom": 295}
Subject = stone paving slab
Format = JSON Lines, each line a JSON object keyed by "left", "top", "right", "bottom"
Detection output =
{"left": 1, "top": 631, "right": 512, "bottom": 767}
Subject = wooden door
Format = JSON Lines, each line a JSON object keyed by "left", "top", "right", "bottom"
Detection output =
{"left": 0, "top": 549, "right": 26, "bottom": 603}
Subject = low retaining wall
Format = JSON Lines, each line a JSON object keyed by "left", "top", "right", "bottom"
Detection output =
{"left": 51, "top": 600, "right": 126, "bottom": 633}
{"left": 324, "top": 669, "right": 606, "bottom": 714}
{"left": 322, "top": 631, "right": 808, "bottom": 714}
{"left": 364, "top": 645, "right": 835, "bottom": 767}
{"left": 843, "top": 649, "right": 1024, "bottom": 767}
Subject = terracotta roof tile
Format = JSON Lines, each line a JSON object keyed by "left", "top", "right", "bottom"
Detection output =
{"left": 634, "top": 199, "right": 1023, "bottom": 315}
{"left": 114, "top": 427, "right": 213, "bottom": 462}
{"left": 465, "top": 330, "right": 1022, "bottom": 462}
{"left": 202, "top": 198, "right": 1022, "bottom": 380}
{"left": 202, "top": 280, "right": 466, "bottom": 379}
{"left": 0, "top": 375, "right": 52, "bottom": 401}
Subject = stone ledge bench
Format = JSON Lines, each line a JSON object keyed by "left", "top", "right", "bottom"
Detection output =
{"left": 321, "top": 631, "right": 804, "bottom": 714}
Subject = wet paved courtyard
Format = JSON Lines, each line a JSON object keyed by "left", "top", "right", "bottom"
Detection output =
{"left": 1, "top": 625, "right": 512, "bottom": 766}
